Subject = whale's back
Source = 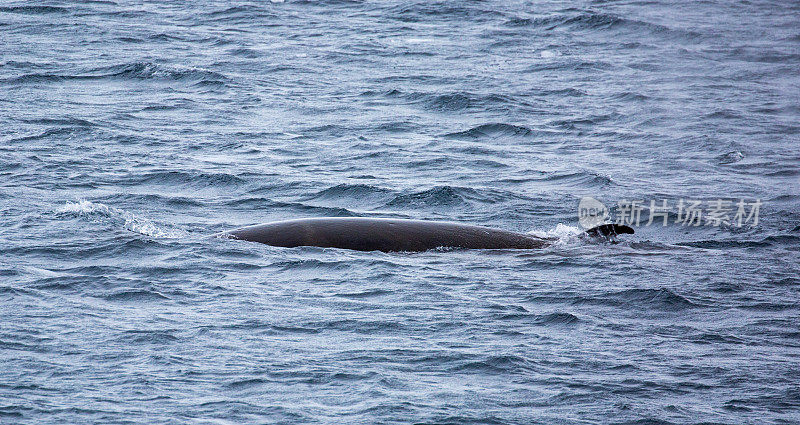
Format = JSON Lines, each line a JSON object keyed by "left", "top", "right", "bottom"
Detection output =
{"left": 223, "top": 217, "right": 546, "bottom": 252}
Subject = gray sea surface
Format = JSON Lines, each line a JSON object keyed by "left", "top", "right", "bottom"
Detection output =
{"left": 1, "top": 0, "right": 799, "bottom": 423}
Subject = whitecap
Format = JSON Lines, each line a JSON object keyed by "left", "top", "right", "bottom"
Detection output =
{"left": 526, "top": 223, "right": 583, "bottom": 245}
{"left": 57, "top": 200, "right": 185, "bottom": 238}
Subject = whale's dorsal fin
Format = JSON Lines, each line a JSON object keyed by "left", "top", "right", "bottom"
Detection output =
{"left": 584, "top": 223, "right": 634, "bottom": 238}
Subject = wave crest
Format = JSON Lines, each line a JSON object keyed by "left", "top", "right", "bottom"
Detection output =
{"left": 2, "top": 62, "right": 228, "bottom": 86}
{"left": 444, "top": 123, "right": 532, "bottom": 139}
{"left": 56, "top": 200, "right": 185, "bottom": 238}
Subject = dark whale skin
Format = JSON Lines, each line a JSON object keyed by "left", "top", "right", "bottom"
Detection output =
{"left": 223, "top": 217, "right": 551, "bottom": 252}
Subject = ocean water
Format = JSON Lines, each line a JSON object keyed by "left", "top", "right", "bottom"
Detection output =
{"left": 1, "top": 0, "right": 799, "bottom": 423}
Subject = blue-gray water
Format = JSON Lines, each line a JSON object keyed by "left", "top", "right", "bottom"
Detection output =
{"left": 1, "top": 1, "right": 799, "bottom": 423}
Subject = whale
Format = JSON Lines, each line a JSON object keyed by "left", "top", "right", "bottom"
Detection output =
{"left": 221, "top": 217, "right": 633, "bottom": 252}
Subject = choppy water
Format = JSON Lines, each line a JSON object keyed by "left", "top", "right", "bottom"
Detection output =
{"left": 2, "top": 0, "right": 799, "bottom": 423}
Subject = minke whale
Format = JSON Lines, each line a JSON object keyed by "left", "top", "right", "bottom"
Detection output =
{"left": 221, "top": 217, "right": 633, "bottom": 252}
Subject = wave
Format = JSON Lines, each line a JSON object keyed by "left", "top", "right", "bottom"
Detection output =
{"left": 388, "top": 2, "right": 505, "bottom": 23}
{"left": 417, "top": 92, "right": 472, "bottom": 111}
{"left": 305, "top": 183, "right": 392, "bottom": 201}
{"left": 1, "top": 62, "right": 228, "bottom": 86}
{"left": 536, "top": 87, "right": 587, "bottom": 97}
{"left": 608, "top": 91, "right": 651, "bottom": 102}
{"left": 715, "top": 151, "right": 745, "bottom": 165}
{"left": 21, "top": 117, "right": 96, "bottom": 127}
{"left": 121, "top": 170, "right": 246, "bottom": 189}
{"left": 315, "top": 318, "right": 406, "bottom": 334}
{"left": 525, "top": 59, "right": 614, "bottom": 73}
{"left": 580, "top": 288, "right": 702, "bottom": 310}
{"left": 691, "top": 332, "right": 745, "bottom": 345}
{"left": 765, "top": 168, "right": 800, "bottom": 177}
{"left": 361, "top": 89, "right": 529, "bottom": 113}
{"left": 99, "top": 193, "right": 205, "bottom": 208}
{"left": 536, "top": 311, "right": 580, "bottom": 325}
{"left": 372, "top": 120, "right": 423, "bottom": 133}
{"left": 384, "top": 186, "right": 468, "bottom": 208}
{"left": 104, "top": 289, "right": 170, "bottom": 302}
{"left": 553, "top": 13, "right": 635, "bottom": 31}
{"left": 498, "top": 170, "right": 614, "bottom": 189}
{"left": 728, "top": 48, "right": 800, "bottom": 64}
{"left": 289, "top": 0, "right": 362, "bottom": 5}
{"left": 381, "top": 185, "right": 510, "bottom": 209}
{"left": 497, "top": 311, "right": 580, "bottom": 326}
{"left": 505, "top": 10, "right": 703, "bottom": 41}
{"left": 201, "top": 5, "right": 280, "bottom": 23}
{"left": 0, "top": 6, "right": 67, "bottom": 14}
{"left": 299, "top": 184, "right": 531, "bottom": 213}
{"left": 226, "top": 198, "right": 358, "bottom": 217}
{"left": 677, "top": 234, "right": 800, "bottom": 249}
{"left": 92, "top": 62, "right": 228, "bottom": 81}
{"left": 448, "top": 354, "right": 535, "bottom": 374}
{"left": 334, "top": 289, "right": 394, "bottom": 299}
{"left": 5, "top": 126, "right": 96, "bottom": 143}
{"left": 56, "top": 200, "right": 185, "bottom": 238}
{"left": 224, "top": 378, "right": 269, "bottom": 390}
{"left": 122, "top": 329, "right": 179, "bottom": 344}
{"left": 550, "top": 171, "right": 614, "bottom": 187}
{"left": 444, "top": 123, "right": 532, "bottom": 139}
